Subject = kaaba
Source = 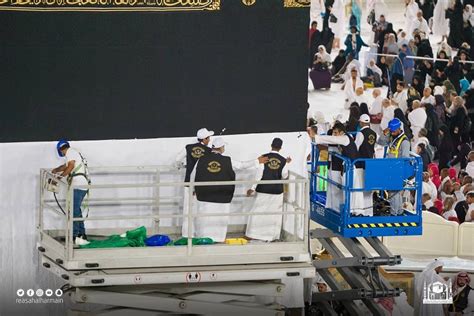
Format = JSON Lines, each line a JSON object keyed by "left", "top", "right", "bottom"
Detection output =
{"left": 0, "top": 0, "right": 309, "bottom": 141}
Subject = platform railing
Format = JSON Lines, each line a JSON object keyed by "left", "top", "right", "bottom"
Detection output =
{"left": 39, "top": 166, "right": 309, "bottom": 263}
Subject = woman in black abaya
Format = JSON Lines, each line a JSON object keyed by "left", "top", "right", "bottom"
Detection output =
{"left": 447, "top": 0, "right": 464, "bottom": 49}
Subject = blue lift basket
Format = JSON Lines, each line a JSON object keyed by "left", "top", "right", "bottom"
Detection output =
{"left": 309, "top": 142, "right": 423, "bottom": 238}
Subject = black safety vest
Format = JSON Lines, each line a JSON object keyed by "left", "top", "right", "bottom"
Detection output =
{"left": 331, "top": 134, "right": 359, "bottom": 172}
{"left": 195, "top": 152, "right": 236, "bottom": 203}
{"left": 449, "top": 286, "right": 472, "bottom": 313}
{"left": 356, "top": 127, "right": 377, "bottom": 168}
{"left": 185, "top": 142, "right": 211, "bottom": 182}
{"left": 256, "top": 152, "right": 287, "bottom": 195}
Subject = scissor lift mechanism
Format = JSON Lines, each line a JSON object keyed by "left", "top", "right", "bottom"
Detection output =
{"left": 307, "top": 142, "right": 423, "bottom": 315}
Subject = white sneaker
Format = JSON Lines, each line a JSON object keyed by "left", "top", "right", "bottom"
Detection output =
{"left": 75, "top": 236, "right": 90, "bottom": 246}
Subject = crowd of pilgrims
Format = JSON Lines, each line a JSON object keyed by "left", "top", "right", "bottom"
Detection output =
{"left": 307, "top": 0, "right": 474, "bottom": 224}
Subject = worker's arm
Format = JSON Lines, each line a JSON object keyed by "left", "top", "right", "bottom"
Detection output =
{"left": 59, "top": 160, "right": 75, "bottom": 177}
{"left": 377, "top": 132, "right": 390, "bottom": 146}
{"left": 314, "top": 135, "right": 350, "bottom": 146}
{"left": 282, "top": 159, "right": 290, "bottom": 179}
{"left": 175, "top": 148, "right": 187, "bottom": 169}
{"left": 52, "top": 163, "right": 67, "bottom": 174}
{"left": 398, "top": 140, "right": 411, "bottom": 158}
{"left": 232, "top": 156, "right": 268, "bottom": 170}
{"left": 354, "top": 132, "right": 364, "bottom": 150}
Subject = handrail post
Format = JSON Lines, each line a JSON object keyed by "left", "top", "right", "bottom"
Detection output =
{"left": 187, "top": 183, "right": 193, "bottom": 256}
{"left": 67, "top": 186, "right": 74, "bottom": 260}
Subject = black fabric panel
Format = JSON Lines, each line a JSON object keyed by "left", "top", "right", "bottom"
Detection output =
{"left": 0, "top": 1, "right": 309, "bottom": 142}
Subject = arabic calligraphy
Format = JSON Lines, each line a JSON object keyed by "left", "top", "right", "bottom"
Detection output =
{"left": 0, "top": 0, "right": 220, "bottom": 11}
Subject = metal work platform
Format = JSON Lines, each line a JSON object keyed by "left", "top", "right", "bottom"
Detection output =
{"left": 39, "top": 166, "right": 310, "bottom": 271}
{"left": 309, "top": 143, "right": 424, "bottom": 238}
{"left": 38, "top": 165, "right": 314, "bottom": 314}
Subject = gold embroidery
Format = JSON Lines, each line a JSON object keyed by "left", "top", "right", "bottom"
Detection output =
{"left": 267, "top": 158, "right": 281, "bottom": 170}
{"left": 368, "top": 134, "right": 376, "bottom": 145}
{"left": 207, "top": 161, "right": 221, "bottom": 173}
{"left": 242, "top": 0, "right": 255, "bottom": 5}
{"left": 0, "top": 0, "right": 220, "bottom": 11}
{"left": 191, "top": 146, "right": 205, "bottom": 159}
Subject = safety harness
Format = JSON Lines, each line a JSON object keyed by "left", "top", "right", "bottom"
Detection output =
{"left": 388, "top": 134, "right": 407, "bottom": 158}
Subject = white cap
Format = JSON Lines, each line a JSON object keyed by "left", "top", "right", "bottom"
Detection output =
{"left": 212, "top": 137, "right": 227, "bottom": 149}
{"left": 197, "top": 128, "right": 214, "bottom": 140}
{"left": 359, "top": 114, "right": 370, "bottom": 123}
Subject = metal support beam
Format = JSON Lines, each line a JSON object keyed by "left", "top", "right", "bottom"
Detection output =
{"left": 310, "top": 230, "right": 404, "bottom": 316}
{"left": 73, "top": 288, "right": 285, "bottom": 316}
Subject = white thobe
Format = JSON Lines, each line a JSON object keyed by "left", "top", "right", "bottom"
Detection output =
{"left": 188, "top": 155, "right": 258, "bottom": 242}
{"left": 329, "top": 0, "right": 346, "bottom": 39}
{"left": 177, "top": 141, "right": 211, "bottom": 238}
{"left": 432, "top": 0, "right": 449, "bottom": 37}
{"left": 410, "top": 18, "right": 430, "bottom": 36}
{"left": 381, "top": 105, "right": 396, "bottom": 130}
{"left": 421, "top": 95, "right": 435, "bottom": 106}
{"left": 405, "top": 1, "right": 420, "bottom": 37}
{"left": 408, "top": 108, "right": 427, "bottom": 143}
{"left": 354, "top": 126, "right": 374, "bottom": 216}
{"left": 393, "top": 90, "right": 408, "bottom": 114}
{"left": 369, "top": 96, "right": 384, "bottom": 135}
{"left": 344, "top": 77, "right": 364, "bottom": 108}
{"left": 422, "top": 180, "right": 438, "bottom": 202}
{"left": 414, "top": 260, "right": 447, "bottom": 316}
{"left": 466, "top": 162, "right": 474, "bottom": 177}
{"left": 246, "top": 151, "right": 289, "bottom": 241}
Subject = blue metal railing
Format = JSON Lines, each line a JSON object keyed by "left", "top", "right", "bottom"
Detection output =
{"left": 309, "top": 142, "right": 423, "bottom": 237}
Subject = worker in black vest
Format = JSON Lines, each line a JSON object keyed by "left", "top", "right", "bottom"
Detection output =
{"left": 175, "top": 128, "right": 214, "bottom": 238}
{"left": 190, "top": 137, "right": 268, "bottom": 242}
{"left": 449, "top": 271, "right": 474, "bottom": 314}
{"left": 175, "top": 128, "right": 214, "bottom": 182}
{"left": 354, "top": 114, "right": 377, "bottom": 216}
{"left": 313, "top": 122, "right": 361, "bottom": 215}
{"left": 245, "top": 138, "right": 292, "bottom": 241}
